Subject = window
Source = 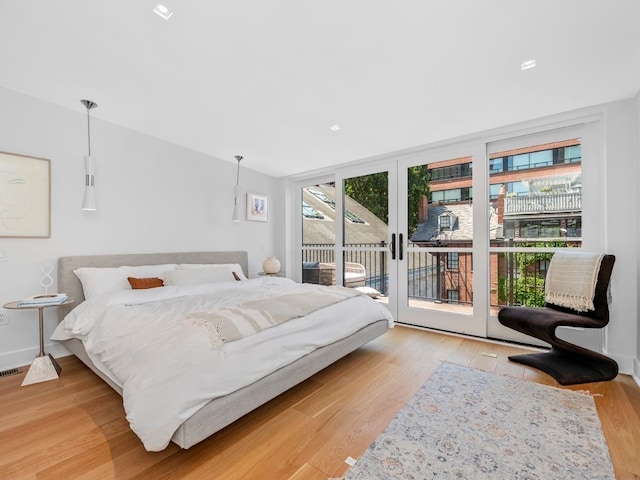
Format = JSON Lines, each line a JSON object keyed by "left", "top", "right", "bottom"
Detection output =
{"left": 431, "top": 187, "right": 472, "bottom": 204}
{"left": 447, "top": 289, "right": 459, "bottom": 304}
{"left": 489, "top": 133, "right": 584, "bottom": 313}
{"left": 489, "top": 158, "right": 504, "bottom": 174}
{"left": 490, "top": 142, "right": 581, "bottom": 174}
{"left": 562, "top": 145, "right": 581, "bottom": 163}
{"left": 439, "top": 214, "right": 451, "bottom": 231}
{"left": 307, "top": 187, "right": 366, "bottom": 224}
{"left": 447, "top": 252, "right": 459, "bottom": 270}
{"left": 302, "top": 202, "right": 324, "bottom": 219}
{"left": 429, "top": 162, "right": 472, "bottom": 182}
{"left": 489, "top": 180, "right": 529, "bottom": 199}
{"left": 503, "top": 218, "right": 582, "bottom": 240}
{"left": 344, "top": 210, "right": 366, "bottom": 224}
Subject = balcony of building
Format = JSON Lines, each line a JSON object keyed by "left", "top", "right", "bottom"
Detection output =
{"left": 504, "top": 192, "right": 582, "bottom": 215}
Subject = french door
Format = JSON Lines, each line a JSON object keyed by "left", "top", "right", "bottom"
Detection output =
{"left": 396, "top": 145, "right": 487, "bottom": 337}
{"left": 302, "top": 146, "right": 487, "bottom": 337}
{"left": 297, "top": 121, "right": 599, "bottom": 344}
{"left": 486, "top": 124, "right": 598, "bottom": 345}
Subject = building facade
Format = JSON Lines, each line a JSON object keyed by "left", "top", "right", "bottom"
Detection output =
{"left": 411, "top": 139, "right": 583, "bottom": 307}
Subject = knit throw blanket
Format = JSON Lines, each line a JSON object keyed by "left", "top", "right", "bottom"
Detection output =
{"left": 545, "top": 252, "right": 604, "bottom": 312}
{"left": 184, "top": 286, "right": 360, "bottom": 349}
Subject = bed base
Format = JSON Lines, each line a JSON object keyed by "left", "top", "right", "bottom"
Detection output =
{"left": 63, "top": 320, "right": 387, "bottom": 448}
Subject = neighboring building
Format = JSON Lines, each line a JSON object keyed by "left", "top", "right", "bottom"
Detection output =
{"left": 411, "top": 140, "right": 583, "bottom": 307}
{"left": 411, "top": 201, "right": 499, "bottom": 305}
{"left": 302, "top": 184, "right": 389, "bottom": 291}
{"left": 302, "top": 184, "right": 388, "bottom": 248}
{"left": 428, "top": 139, "right": 581, "bottom": 205}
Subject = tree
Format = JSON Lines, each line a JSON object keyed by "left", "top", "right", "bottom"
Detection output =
{"left": 498, "top": 241, "right": 568, "bottom": 307}
{"left": 407, "top": 165, "right": 430, "bottom": 237}
{"left": 343, "top": 166, "right": 430, "bottom": 237}
{"left": 344, "top": 172, "right": 389, "bottom": 225}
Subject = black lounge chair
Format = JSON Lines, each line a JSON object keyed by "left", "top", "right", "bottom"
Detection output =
{"left": 498, "top": 254, "right": 617, "bottom": 385}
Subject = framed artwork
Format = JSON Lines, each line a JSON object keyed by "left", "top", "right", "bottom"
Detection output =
{"left": 247, "top": 192, "right": 268, "bottom": 222}
{"left": 0, "top": 151, "right": 51, "bottom": 238}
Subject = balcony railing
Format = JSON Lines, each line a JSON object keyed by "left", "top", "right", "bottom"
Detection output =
{"left": 303, "top": 243, "right": 388, "bottom": 293}
{"left": 505, "top": 192, "right": 581, "bottom": 215}
{"left": 302, "top": 243, "right": 568, "bottom": 309}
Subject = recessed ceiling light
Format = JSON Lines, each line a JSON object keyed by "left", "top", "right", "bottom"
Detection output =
{"left": 521, "top": 59, "right": 536, "bottom": 71}
{"left": 330, "top": 125, "right": 341, "bottom": 131}
{"left": 153, "top": 4, "right": 173, "bottom": 20}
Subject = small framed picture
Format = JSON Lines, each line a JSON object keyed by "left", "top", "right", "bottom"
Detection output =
{"left": 247, "top": 192, "right": 268, "bottom": 222}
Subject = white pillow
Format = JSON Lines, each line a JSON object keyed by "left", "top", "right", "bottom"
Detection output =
{"left": 74, "top": 267, "right": 127, "bottom": 299}
{"left": 74, "top": 264, "right": 176, "bottom": 299}
{"left": 162, "top": 266, "right": 237, "bottom": 286}
{"left": 176, "top": 263, "right": 247, "bottom": 280}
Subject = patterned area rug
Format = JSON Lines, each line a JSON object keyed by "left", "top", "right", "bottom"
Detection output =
{"left": 344, "top": 362, "right": 614, "bottom": 480}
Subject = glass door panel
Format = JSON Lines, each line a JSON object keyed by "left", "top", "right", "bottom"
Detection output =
{"left": 399, "top": 154, "right": 484, "bottom": 336}
{"left": 341, "top": 169, "right": 395, "bottom": 314}
{"left": 301, "top": 183, "right": 336, "bottom": 284}
{"left": 487, "top": 132, "right": 584, "bottom": 344}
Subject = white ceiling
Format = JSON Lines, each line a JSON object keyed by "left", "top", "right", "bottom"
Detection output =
{"left": 1, "top": 1, "right": 639, "bottom": 177}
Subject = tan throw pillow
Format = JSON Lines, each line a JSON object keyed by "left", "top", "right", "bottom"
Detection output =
{"left": 128, "top": 277, "right": 164, "bottom": 289}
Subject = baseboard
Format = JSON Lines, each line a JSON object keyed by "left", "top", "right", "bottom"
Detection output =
{"left": 0, "top": 342, "right": 71, "bottom": 372}
{"left": 634, "top": 358, "right": 640, "bottom": 388}
{"left": 603, "top": 348, "right": 635, "bottom": 377}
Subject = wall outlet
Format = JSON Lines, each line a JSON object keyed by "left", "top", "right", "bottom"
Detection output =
{"left": 0, "top": 311, "right": 8, "bottom": 326}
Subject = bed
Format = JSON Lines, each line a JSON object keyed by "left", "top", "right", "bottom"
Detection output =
{"left": 53, "top": 251, "right": 392, "bottom": 451}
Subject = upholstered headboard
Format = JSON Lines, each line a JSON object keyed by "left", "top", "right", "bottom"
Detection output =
{"left": 57, "top": 251, "right": 249, "bottom": 321}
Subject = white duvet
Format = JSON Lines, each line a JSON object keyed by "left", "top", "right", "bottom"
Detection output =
{"left": 52, "top": 277, "right": 393, "bottom": 451}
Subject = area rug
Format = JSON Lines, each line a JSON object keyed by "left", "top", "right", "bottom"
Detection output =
{"left": 344, "top": 362, "right": 614, "bottom": 480}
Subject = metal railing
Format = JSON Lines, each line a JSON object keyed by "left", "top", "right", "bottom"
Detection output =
{"left": 505, "top": 192, "right": 581, "bottom": 214}
{"left": 491, "top": 251, "right": 552, "bottom": 308}
{"left": 302, "top": 243, "right": 569, "bottom": 309}
{"left": 302, "top": 242, "right": 388, "bottom": 293}
{"left": 406, "top": 249, "right": 473, "bottom": 306}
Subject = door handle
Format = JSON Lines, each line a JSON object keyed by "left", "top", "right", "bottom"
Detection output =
{"left": 399, "top": 233, "right": 404, "bottom": 261}
{"left": 390, "top": 233, "right": 396, "bottom": 260}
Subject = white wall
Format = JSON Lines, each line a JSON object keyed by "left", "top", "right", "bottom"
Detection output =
{"left": 602, "top": 99, "right": 639, "bottom": 375}
{"left": 637, "top": 90, "right": 640, "bottom": 383}
{"left": 0, "top": 87, "right": 284, "bottom": 370}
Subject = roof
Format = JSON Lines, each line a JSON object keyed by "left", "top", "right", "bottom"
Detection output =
{"left": 411, "top": 202, "right": 499, "bottom": 243}
{"left": 302, "top": 185, "right": 388, "bottom": 246}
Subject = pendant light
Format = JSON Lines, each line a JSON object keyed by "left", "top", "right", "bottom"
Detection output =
{"left": 81, "top": 99, "right": 98, "bottom": 211}
{"left": 232, "top": 155, "right": 243, "bottom": 222}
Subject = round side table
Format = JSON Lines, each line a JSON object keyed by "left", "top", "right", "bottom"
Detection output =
{"left": 4, "top": 298, "right": 73, "bottom": 386}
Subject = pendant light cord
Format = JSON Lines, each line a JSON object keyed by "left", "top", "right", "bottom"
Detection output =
{"left": 235, "top": 155, "right": 243, "bottom": 187}
{"left": 87, "top": 108, "right": 91, "bottom": 156}
{"left": 81, "top": 99, "right": 98, "bottom": 156}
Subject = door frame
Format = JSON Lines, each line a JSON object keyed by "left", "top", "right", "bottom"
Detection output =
{"left": 395, "top": 143, "right": 488, "bottom": 337}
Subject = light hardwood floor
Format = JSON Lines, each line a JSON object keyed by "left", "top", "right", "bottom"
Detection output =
{"left": 1, "top": 325, "right": 639, "bottom": 479}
